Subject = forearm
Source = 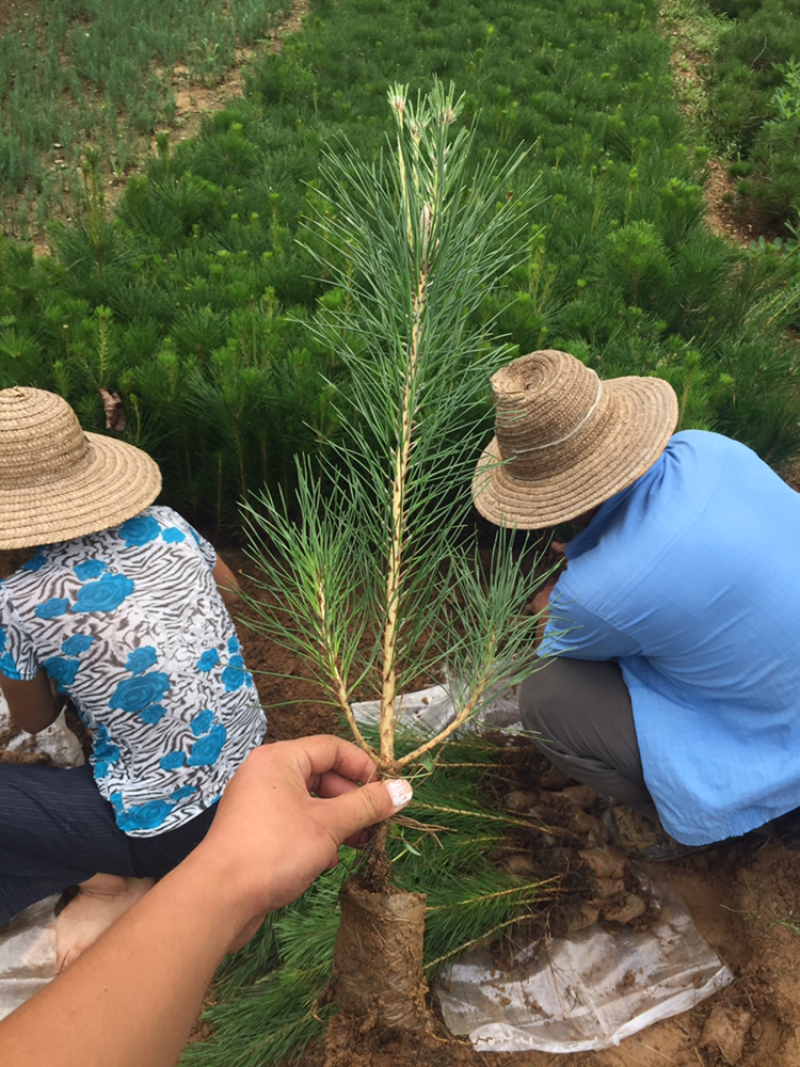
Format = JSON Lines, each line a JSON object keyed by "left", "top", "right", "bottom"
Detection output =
{"left": 0, "top": 668, "right": 61, "bottom": 734}
{"left": 533, "top": 583, "right": 555, "bottom": 647}
{"left": 0, "top": 850, "right": 249, "bottom": 1067}
{"left": 212, "top": 554, "right": 241, "bottom": 608}
{"left": 0, "top": 737, "right": 412, "bottom": 1067}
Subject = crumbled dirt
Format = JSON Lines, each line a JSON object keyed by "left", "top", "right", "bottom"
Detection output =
{"left": 2, "top": 546, "right": 800, "bottom": 1067}
{"left": 219, "top": 550, "right": 800, "bottom": 1067}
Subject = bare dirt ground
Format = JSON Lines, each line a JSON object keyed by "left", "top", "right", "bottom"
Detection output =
{"left": 222, "top": 551, "right": 800, "bottom": 1067}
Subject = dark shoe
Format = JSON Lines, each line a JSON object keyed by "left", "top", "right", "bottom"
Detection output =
{"left": 601, "top": 804, "right": 706, "bottom": 862}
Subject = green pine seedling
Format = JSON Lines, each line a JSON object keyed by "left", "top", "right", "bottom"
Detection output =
{"left": 242, "top": 80, "right": 551, "bottom": 1035}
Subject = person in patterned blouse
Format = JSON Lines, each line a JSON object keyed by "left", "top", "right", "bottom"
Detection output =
{"left": 0, "top": 387, "right": 266, "bottom": 969}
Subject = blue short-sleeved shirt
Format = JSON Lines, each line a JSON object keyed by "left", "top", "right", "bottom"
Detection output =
{"left": 0, "top": 506, "right": 266, "bottom": 837}
{"left": 540, "top": 430, "right": 800, "bottom": 845}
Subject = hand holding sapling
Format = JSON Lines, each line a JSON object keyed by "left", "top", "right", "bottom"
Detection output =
{"left": 0, "top": 736, "right": 411, "bottom": 1067}
{"left": 192, "top": 735, "right": 412, "bottom": 948}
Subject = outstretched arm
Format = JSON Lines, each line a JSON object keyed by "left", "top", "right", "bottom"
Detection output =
{"left": 0, "top": 736, "right": 412, "bottom": 1067}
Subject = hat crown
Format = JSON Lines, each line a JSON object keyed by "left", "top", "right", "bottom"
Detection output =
{"left": 0, "top": 387, "right": 92, "bottom": 490}
{"left": 491, "top": 350, "right": 604, "bottom": 473}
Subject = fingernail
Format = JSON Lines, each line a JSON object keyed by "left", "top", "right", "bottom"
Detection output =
{"left": 387, "top": 778, "right": 413, "bottom": 810}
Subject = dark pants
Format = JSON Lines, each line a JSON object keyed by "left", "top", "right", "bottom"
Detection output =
{"left": 0, "top": 762, "right": 216, "bottom": 925}
{"left": 518, "top": 656, "right": 659, "bottom": 824}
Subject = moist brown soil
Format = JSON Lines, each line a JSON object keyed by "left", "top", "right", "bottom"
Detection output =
{"left": 221, "top": 551, "right": 800, "bottom": 1067}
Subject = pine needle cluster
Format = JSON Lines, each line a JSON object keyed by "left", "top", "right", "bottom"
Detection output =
{"left": 243, "top": 80, "right": 548, "bottom": 774}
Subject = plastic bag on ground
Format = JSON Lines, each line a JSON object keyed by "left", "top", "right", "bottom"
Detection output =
{"left": 434, "top": 869, "right": 733, "bottom": 1053}
{"left": 353, "top": 682, "right": 733, "bottom": 1053}
{"left": 0, "top": 898, "right": 59, "bottom": 1021}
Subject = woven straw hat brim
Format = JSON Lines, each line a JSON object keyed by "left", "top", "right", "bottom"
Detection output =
{"left": 0, "top": 432, "right": 162, "bottom": 549}
{"left": 472, "top": 375, "right": 678, "bottom": 529}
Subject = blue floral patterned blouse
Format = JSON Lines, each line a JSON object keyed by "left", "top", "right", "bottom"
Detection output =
{"left": 0, "top": 506, "right": 266, "bottom": 836}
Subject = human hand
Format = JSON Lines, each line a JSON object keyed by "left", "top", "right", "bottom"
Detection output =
{"left": 548, "top": 540, "right": 568, "bottom": 579}
{"left": 193, "top": 735, "right": 412, "bottom": 948}
{"left": 0, "top": 737, "right": 411, "bottom": 1067}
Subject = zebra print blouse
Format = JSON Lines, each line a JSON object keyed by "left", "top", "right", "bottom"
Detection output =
{"left": 0, "top": 506, "right": 266, "bottom": 837}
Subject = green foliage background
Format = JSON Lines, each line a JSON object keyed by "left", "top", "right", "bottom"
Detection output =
{"left": 1, "top": 0, "right": 800, "bottom": 533}
{"left": 705, "top": 0, "right": 800, "bottom": 227}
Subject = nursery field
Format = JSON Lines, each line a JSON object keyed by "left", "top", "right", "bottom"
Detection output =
{"left": 3, "top": 0, "right": 800, "bottom": 533}
{"left": 2, "top": 0, "right": 800, "bottom": 1066}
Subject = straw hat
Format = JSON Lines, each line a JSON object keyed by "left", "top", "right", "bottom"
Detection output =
{"left": 0, "top": 387, "right": 162, "bottom": 549}
{"left": 472, "top": 350, "right": 678, "bottom": 529}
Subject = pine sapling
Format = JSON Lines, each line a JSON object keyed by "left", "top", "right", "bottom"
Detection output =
{"left": 243, "top": 80, "right": 550, "bottom": 1036}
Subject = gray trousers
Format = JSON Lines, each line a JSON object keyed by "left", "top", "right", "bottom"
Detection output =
{"left": 518, "top": 656, "right": 659, "bottom": 823}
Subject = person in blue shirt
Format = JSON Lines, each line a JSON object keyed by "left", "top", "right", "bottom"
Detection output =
{"left": 473, "top": 349, "right": 800, "bottom": 860}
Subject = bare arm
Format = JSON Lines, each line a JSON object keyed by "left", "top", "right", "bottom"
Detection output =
{"left": 532, "top": 540, "right": 566, "bottom": 646}
{"left": 212, "top": 553, "right": 241, "bottom": 608}
{"left": 0, "top": 668, "right": 61, "bottom": 734}
{"left": 532, "top": 582, "right": 556, "bottom": 646}
{"left": 0, "top": 736, "right": 413, "bottom": 1067}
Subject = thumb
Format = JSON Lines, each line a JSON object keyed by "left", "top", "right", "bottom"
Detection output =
{"left": 326, "top": 778, "right": 413, "bottom": 847}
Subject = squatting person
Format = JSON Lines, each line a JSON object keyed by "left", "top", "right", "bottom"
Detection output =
{"left": 0, "top": 386, "right": 266, "bottom": 966}
{"left": 472, "top": 348, "right": 800, "bottom": 860}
